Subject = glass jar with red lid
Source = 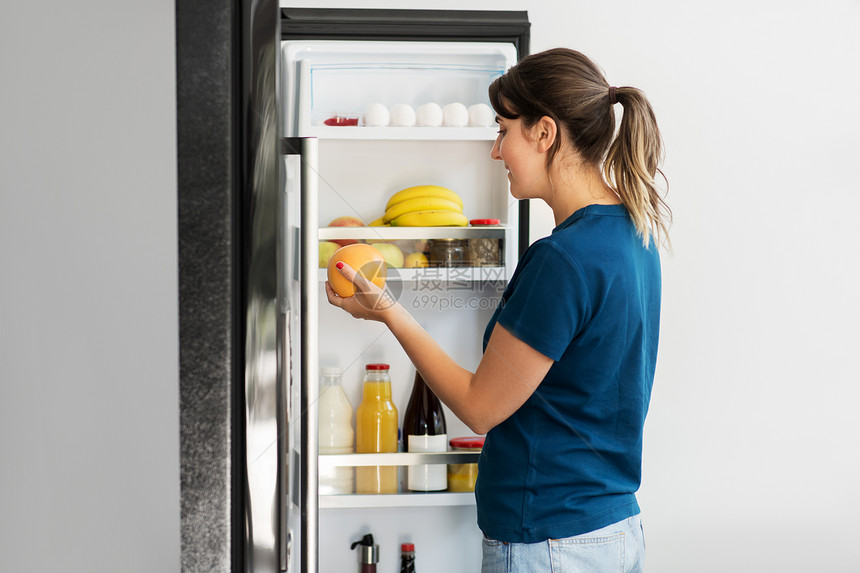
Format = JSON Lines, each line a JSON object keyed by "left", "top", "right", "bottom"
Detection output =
{"left": 447, "top": 436, "right": 485, "bottom": 492}
{"left": 468, "top": 219, "right": 503, "bottom": 267}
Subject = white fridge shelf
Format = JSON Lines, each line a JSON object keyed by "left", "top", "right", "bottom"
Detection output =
{"left": 318, "top": 227, "right": 509, "bottom": 283}
{"left": 318, "top": 266, "right": 506, "bottom": 283}
{"left": 319, "top": 451, "right": 480, "bottom": 468}
{"left": 318, "top": 452, "right": 480, "bottom": 508}
{"left": 319, "top": 492, "right": 475, "bottom": 509}
{"left": 302, "top": 125, "right": 498, "bottom": 141}
{"left": 318, "top": 226, "right": 506, "bottom": 241}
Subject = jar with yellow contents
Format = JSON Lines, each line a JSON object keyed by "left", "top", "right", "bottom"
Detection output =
{"left": 355, "top": 363, "right": 399, "bottom": 494}
{"left": 446, "top": 436, "right": 484, "bottom": 492}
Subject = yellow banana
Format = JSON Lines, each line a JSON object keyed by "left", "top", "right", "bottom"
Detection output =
{"left": 369, "top": 216, "right": 387, "bottom": 226}
{"left": 390, "top": 210, "right": 469, "bottom": 227}
{"left": 383, "top": 196, "right": 462, "bottom": 224}
{"left": 385, "top": 185, "right": 463, "bottom": 211}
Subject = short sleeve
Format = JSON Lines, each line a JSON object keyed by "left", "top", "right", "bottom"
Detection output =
{"left": 494, "top": 241, "right": 589, "bottom": 361}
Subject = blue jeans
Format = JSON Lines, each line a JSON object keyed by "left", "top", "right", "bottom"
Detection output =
{"left": 481, "top": 514, "right": 645, "bottom": 573}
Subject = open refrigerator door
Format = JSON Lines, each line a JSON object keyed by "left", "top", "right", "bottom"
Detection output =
{"left": 282, "top": 36, "right": 521, "bottom": 573}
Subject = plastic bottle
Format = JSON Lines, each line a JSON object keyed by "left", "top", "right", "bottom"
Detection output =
{"left": 402, "top": 370, "right": 448, "bottom": 491}
{"left": 399, "top": 543, "right": 416, "bottom": 573}
{"left": 317, "top": 367, "right": 354, "bottom": 494}
{"left": 355, "top": 364, "right": 398, "bottom": 494}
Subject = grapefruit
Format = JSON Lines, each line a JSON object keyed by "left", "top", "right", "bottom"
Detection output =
{"left": 327, "top": 244, "right": 387, "bottom": 297}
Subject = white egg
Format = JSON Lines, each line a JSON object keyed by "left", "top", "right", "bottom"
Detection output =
{"left": 363, "top": 103, "right": 390, "bottom": 127}
{"left": 468, "top": 103, "right": 495, "bottom": 127}
{"left": 389, "top": 104, "right": 416, "bottom": 127}
{"left": 442, "top": 102, "right": 469, "bottom": 127}
{"left": 415, "top": 103, "right": 443, "bottom": 127}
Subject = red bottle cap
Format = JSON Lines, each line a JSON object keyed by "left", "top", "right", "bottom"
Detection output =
{"left": 469, "top": 219, "right": 500, "bottom": 226}
{"left": 365, "top": 363, "right": 390, "bottom": 371}
{"left": 449, "top": 436, "right": 485, "bottom": 449}
{"left": 401, "top": 543, "right": 415, "bottom": 552}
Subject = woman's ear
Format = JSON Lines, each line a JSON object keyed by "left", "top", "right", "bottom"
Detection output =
{"left": 533, "top": 116, "right": 557, "bottom": 153}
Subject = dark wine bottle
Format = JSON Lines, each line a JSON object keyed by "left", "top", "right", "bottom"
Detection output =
{"left": 402, "top": 370, "right": 447, "bottom": 491}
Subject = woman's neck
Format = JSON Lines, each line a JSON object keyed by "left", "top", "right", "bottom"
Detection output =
{"left": 546, "top": 160, "right": 620, "bottom": 226}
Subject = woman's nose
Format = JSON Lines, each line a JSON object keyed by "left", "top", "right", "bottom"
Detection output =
{"left": 490, "top": 136, "right": 502, "bottom": 160}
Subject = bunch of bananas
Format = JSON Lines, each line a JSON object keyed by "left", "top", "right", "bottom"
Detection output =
{"left": 370, "top": 185, "right": 468, "bottom": 227}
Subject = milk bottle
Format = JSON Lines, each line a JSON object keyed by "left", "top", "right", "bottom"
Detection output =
{"left": 318, "top": 367, "right": 354, "bottom": 494}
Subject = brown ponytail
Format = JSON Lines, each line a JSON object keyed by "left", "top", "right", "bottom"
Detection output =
{"left": 603, "top": 87, "right": 671, "bottom": 248}
{"left": 490, "top": 48, "right": 671, "bottom": 248}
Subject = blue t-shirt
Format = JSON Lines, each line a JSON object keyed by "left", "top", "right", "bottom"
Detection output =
{"left": 476, "top": 204, "right": 661, "bottom": 543}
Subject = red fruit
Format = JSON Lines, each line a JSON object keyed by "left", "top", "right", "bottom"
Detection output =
{"left": 327, "top": 216, "right": 365, "bottom": 247}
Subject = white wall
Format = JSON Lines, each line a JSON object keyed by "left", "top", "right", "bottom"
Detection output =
{"left": 0, "top": 2, "right": 180, "bottom": 572}
{"left": 527, "top": 3, "right": 860, "bottom": 571}
{"left": 290, "top": 0, "right": 860, "bottom": 571}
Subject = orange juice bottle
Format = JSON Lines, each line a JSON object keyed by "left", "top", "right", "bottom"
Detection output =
{"left": 355, "top": 363, "right": 399, "bottom": 494}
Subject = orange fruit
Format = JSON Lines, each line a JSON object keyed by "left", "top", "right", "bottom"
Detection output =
{"left": 327, "top": 244, "right": 387, "bottom": 297}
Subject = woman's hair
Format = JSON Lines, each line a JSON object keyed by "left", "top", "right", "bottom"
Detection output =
{"left": 489, "top": 48, "right": 671, "bottom": 248}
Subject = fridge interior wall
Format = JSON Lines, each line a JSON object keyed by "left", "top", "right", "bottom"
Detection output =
{"left": 282, "top": 40, "right": 517, "bottom": 572}
{"left": 282, "top": 41, "right": 515, "bottom": 133}
{"left": 315, "top": 139, "right": 510, "bottom": 229}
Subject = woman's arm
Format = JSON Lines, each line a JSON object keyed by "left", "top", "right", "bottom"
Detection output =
{"left": 325, "top": 262, "right": 554, "bottom": 434}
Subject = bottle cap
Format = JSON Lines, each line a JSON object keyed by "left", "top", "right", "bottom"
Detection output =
{"left": 401, "top": 543, "right": 415, "bottom": 552}
{"left": 321, "top": 367, "right": 343, "bottom": 376}
{"left": 450, "top": 436, "right": 485, "bottom": 450}
{"left": 469, "top": 218, "right": 500, "bottom": 226}
{"left": 365, "top": 363, "right": 390, "bottom": 371}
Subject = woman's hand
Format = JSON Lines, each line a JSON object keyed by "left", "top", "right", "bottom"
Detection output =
{"left": 324, "top": 261, "right": 400, "bottom": 323}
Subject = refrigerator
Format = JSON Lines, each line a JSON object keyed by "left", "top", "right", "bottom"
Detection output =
{"left": 177, "top": 6, "right": 530, "bottom": 573}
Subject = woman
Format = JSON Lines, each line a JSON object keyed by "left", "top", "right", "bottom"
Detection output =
{"left": 326, "top": 47, "right": 670, "bottom": 573}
